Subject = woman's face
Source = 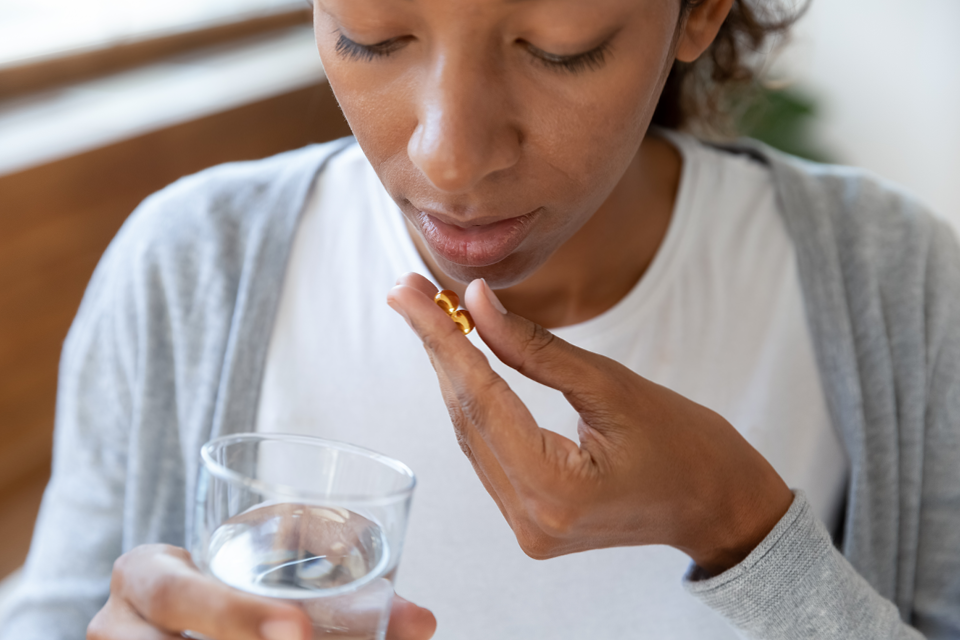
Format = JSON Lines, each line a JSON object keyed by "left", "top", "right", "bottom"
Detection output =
{"left": 315, "top": 0, "right": 683, "bottom": 287}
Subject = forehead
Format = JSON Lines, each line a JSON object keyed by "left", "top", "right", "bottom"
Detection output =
{"left": 324, "top": 0, "right": 644, "bottom": 28}
{"left": 331, "top": 0, "right": 639, "bottom": 13}
{"left": 318, "top": 0, "right": 670, "bottom": 46}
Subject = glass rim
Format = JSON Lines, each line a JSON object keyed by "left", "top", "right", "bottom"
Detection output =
{"left": 200, "top": 432, "right": 417, "bottom": 506}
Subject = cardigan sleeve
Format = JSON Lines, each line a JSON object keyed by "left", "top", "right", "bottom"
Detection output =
{"left": 0, "top": 140, "right": 350, "bottom": 640}
{"left": 683, "top": 491, "right": 926, "bottom": 639}
{"left": 0, "top": 230, "right": 137, "bottom": 639}
{"left": 682, "top": 214, "right": 960, "bottom": 639}
{"left": 911, "top": 217, "right": 960, "bottom": 636}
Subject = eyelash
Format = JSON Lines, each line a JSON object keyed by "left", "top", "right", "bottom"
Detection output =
{"left": 335, "top": 33, "right": 404, "bottom": 61}
{"left": 333, "top": 32, "right": 610, "bottom": 75}
{"left": 525, "top": 42, "right": 610, "bottom": 74}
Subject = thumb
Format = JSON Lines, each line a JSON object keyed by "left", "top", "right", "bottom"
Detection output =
{"left": 464, "top": 279, "right": 605, "bottom": 397}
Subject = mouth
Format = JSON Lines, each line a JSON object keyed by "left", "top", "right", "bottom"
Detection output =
{"left": 414, "top": 207, "right": 542, "bottom": 267}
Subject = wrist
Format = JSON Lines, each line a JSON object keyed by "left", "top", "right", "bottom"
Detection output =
{"left": 679, "top": 480, "right": 795, "bottom": 577}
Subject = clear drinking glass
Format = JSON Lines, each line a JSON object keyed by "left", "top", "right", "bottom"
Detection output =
{"left": 191, "top": 433, "right": 416, "bottom": 640}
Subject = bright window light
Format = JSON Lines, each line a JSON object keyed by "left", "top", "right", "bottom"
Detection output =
{"left": 0, "top": 0, "right": 307, "bottom": 67}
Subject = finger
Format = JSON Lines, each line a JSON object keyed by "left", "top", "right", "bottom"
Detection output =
{"left": 117, "top": 546, "right": 311, "bottom": 640}
{"left": 429, "top": 354, "right": 523, "bottom": 522}
{"left": 395, "top": 272, "right": 438, "bottom": 299}
{"left": 387, "top": 283, "right": 545, "bottom": 479}
{"left": 386, "top": 595, "right": 437, "bottom": 640}
{"left": 88, "top": 595, "right": 181, "bottom": 640}
{"left": 465, "top": 279, "right": 613, "bottom": 403}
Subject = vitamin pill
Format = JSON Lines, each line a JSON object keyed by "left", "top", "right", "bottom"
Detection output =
{"left": 434, "top": 290, "right": 475, "bottom": 335}
{"left": 450, "top": 309, "right": 474, "bottom": 335}
{"left": 434, "top": 290, "right": 460, "bottom": 315}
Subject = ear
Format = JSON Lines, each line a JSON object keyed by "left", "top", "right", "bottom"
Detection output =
{"left": 675, "top": 0, "right": 735, "bottom": 63}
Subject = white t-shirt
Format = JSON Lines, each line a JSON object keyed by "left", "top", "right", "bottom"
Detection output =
{"left": 256, "top": 133, "right": 848, "bottom": 639}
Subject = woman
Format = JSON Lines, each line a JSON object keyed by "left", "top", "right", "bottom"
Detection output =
{"left": 2, "top": 0, "right": 958, "bottom": 638}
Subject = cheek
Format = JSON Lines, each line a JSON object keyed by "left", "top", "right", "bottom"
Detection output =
{"left": 325, "top": 74, "right": 413, "bottom": 169}
{"left": 517, "top": 55, "right": 671, "bottom": 214}
{"left": 316, "top": 37, "right": 414, "bottom": 170}
{"left": 317, "top": 15, "right": 669, "bottom": 218}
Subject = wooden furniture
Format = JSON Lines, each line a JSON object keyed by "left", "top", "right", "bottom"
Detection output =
{"left": 0, "top": 77, "right": 352, "bottom": 580}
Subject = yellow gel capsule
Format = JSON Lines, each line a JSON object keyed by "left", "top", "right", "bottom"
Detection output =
{"left": 434, "top": 290, "right": 474, "bottom": 335}
{"left": 451, "top": 309, "right": 474, "bottom": 335}
{"left": 434, "top": 290, "right": 460, "bottom": 315}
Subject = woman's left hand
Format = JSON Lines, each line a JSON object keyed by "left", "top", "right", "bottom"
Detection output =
{"left": 387, "top": 273, "right": 794, "bottom": 576}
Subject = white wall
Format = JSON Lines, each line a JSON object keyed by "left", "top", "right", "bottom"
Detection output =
{"left": 774, "top": 0, "right": 960, "bottom": 232}
{"left": 0, "top": 569, "right": 21, "bottom": 626}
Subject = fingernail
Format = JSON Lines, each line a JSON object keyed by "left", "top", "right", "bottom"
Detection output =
{"left": 261, "top": 619, "right": 303, "bottom": 640}
{"left": 481, "top": 279, "right": 507, "bottom": 314}
{"left": 387, "top": 291, "right": 413, "bottom": 328}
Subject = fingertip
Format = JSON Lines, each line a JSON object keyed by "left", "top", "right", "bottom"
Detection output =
{"left": 480, "top": 279, "right": 508, "bottom": 314}
{"left": 388, "top": 597, "right": 437, "bottom": 640}
{"left": 464, "top": 279, "right": 484, "bottom": 305}
{"left": 395, "top": 272, "right": 438, "bottom": 298}
{"left": 464, "top": 279, "right": 504, "bottom": 320}
{"left": 464, "top": 280, "right": 513, "bottom": 348}
{"left": 418, "top": 609, "right": 438, "bottom": 640}
{"left": 386, "top": 283, "right": 405, "bottom": 303}
{"left": 387, "top": 286, "right": 414, "bottom": 329}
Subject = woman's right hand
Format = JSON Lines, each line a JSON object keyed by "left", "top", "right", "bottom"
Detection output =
{"left": 87, "top": 544, "right": 436, "bottom": 640}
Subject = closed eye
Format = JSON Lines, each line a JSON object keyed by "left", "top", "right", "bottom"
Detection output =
{"left": 333, "top": 29, "right": 611, "bottom": 75}
{"left": 523, "top": 41, "right": 611, "bottom": 74}
{"left": 334, "top": 32, "right": 407, "bottom": 61}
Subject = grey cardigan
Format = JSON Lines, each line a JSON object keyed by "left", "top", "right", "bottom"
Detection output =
{"left": 1, "top": 138, "right": 958, "bottom": 639}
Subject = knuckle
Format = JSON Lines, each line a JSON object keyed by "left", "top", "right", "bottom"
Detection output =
{"left": 455, "top": 373, "right": 514, "bottom": 437}
{"left": 205, "top": 596, "right": 239, "bottom": 640}
{"left": 524, "top": 322, "right": 556, "bottom": 355}
{"left": 444, "top": 400, "right": 469, "bottom": 433}
{"left": 420, "top": 331, "right": 445, "bottom": 356}
{"left": 109, "top": 547, "right": 148, "bottom": 595}
{"left": 452, "top": 421, "right": 474, "bottom": 458}
{"left": 443, "top": 400, "right": 480, "bottom": 461}
{"left": 420, "top": 323, "right": 461, "bottom": 359}
{"left": 457, "top": 376, "right": 503, "bottom": 428}
{"left": 528, "top": 501, "right": 578, "bottom": 538}
{"left": 86, "top": 605, "right": 110, "bottom": 640}
{"left": 517, "top": 324, "right": 561, "bottom": 372}
{"left": 110, "top": 556, "right": 128, "bottom": 594}
{"left": 514, "top": 526, "right": 558, "bottom": 561}
{"left": 111, "top": 544, "right": 185, "bottom": 597}
{"left": 142, "top": 572, "right": 181, "bottom": 622}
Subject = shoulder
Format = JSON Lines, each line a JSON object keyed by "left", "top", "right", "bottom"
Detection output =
{"left": 706, "top": 139, "right": 960, "bottom": 304}
{"left": 113, "top": 137, "right": 358, "bottom": 269}
{"left": 730, "top": 139, "right": 960, "bottom": 380}
{"left": 721, "top": 138, "right": 951, "bottom": 256}
{"left": 68, "top": 137, "right": 359, "bottom": 361}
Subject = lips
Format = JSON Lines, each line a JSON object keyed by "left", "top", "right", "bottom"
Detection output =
{"left": 415, "top": 208, "right": 541, "bottom": 267}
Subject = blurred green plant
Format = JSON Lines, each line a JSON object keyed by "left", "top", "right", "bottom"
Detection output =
{"left": 734, "top": 85, "right": 832, "bottom": 163}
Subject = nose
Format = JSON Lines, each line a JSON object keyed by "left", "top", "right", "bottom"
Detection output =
{"left": 407, "top": 50, "right": 522, "bottom": 193}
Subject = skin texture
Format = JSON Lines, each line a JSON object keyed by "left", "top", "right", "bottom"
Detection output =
{"left": 92, "top": 1, "right": 793, "bottom": 639}
{"left": 387, "top": 275, "right": 793, "bottom": 572}
{"left": 87, "top": 545, "right": 436, "bottom": 640}
{"left": 320, "top": 0, "right": 791, "bottom": 578}
{"left": 315, "top": 0, "right": 697, "bottom": 327}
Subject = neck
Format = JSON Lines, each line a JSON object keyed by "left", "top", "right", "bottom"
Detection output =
{"left": 411, "top": 133, "right": 682, "bottom": 329}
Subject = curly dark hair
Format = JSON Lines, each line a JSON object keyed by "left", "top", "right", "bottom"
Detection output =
{"left": 652, "top": 0, "right": 807, "bottom": 135}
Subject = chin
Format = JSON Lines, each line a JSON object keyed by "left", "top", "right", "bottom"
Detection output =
{"left": 434, "top": 251, "right": 544, "bottom": 289}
